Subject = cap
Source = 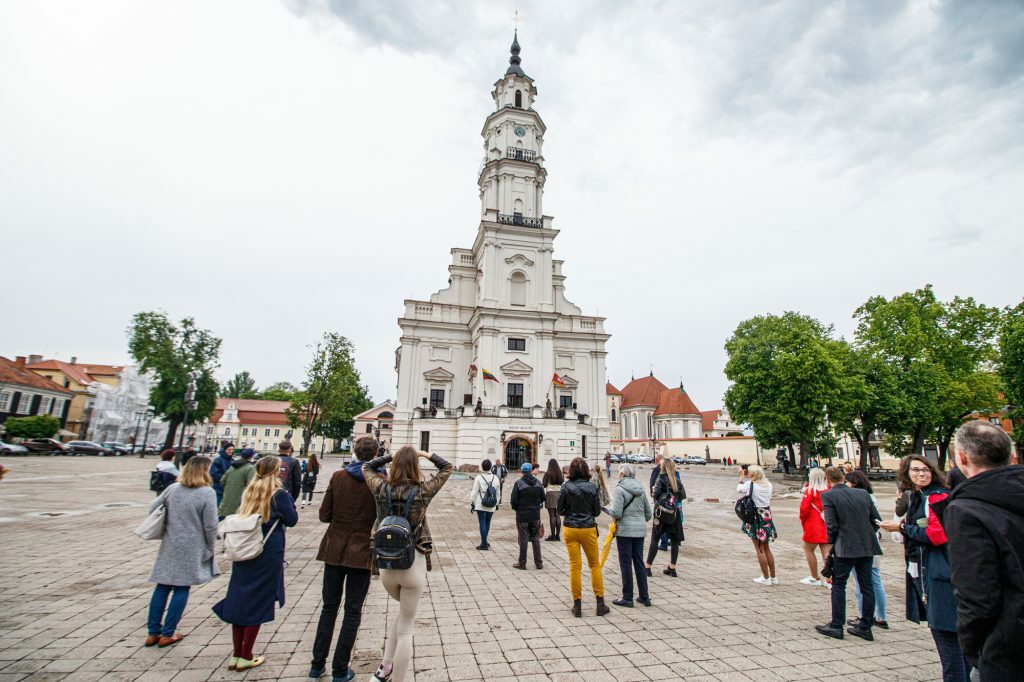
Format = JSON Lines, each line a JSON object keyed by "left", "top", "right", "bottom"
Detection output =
{"left": 520, "top": 463, "right": 532, "bottom": 473}
{"left": 240, "top": 448, "right": 256, "bottom": 459}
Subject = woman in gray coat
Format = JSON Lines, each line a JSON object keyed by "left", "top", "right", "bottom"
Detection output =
{"left": 608, "top": 464, "right": 653, "bottom": 607}
{"left": 144, "top": 456, "right": 219, "bottom": 648}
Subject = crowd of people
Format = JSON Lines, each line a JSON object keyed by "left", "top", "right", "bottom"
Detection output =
{"left": 136, "top": 419, "right": 1023, "bottom": 682}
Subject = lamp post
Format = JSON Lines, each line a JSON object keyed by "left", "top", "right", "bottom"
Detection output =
{"left": 140, "top": 409, "right": 154, "bottom": 457}
{"left": 177, "top": 373, "right": 198, "bottom": 450}
{"left": 131, "top": 411, "right": 144, "bottom": 454}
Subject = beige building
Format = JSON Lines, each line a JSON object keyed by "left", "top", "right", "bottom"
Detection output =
{"left": 199, "top": 398, "right": 338, "bottom": 456}
{"left": 351, "top": 401, "right": 396, "bottom": 452}
{"left": 606, "top": 383, "right": 622, "bottom": 441}
{"left": 27, "top": 356, "right": 124, "bottom": 438}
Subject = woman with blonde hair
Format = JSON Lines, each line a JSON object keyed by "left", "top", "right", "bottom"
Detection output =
{"left": 645, "top": 457, "right": 686, "bottom": 578}
{"left": 738, "top": 464, "right": 778, "bottom": 585}
{"left": 143, "top": 456, "right": 218, "bottom": 648}
{"left": 213, "top": 456, "right": 298, "bottom": 671}
{"left": 364, "top": 446, "right": 453, "bottom": 682}
{"left": 798, "top": 467, "right": 831, "bottom": 586}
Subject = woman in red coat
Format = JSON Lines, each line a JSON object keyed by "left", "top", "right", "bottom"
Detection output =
{"left": 798, "top": 467, "right": 831, "bottom": 586}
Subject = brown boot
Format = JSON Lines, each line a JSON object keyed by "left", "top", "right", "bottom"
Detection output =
{"left": 571, "top": 599, "right": 582, "bottom": 618}
{"left": 157, "top": 634, "right": 185, "bottom": 648}
{"left": 144, "top": 635, "right": 160, "bottom": 647}
{"left": 596, "top": 597, "right": 610, "bottom": 617}
{"left": 511, "top": 562, "right": 526, "bottom": 570}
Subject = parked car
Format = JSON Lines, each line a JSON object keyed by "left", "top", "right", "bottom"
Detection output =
{"left": 21, "top": 438, "right": 68, "bottom": 454}
{"left": 671, "top": 455, "right": 686, "bottom": 465}
{"left": 0, "top": 440, "right": 29, "bottom": 455}
{"left": 609, "top": 454, "right": 622, "bottom": 464}
{"left": 65, "top": 440, "right": 113, "bottom": 456}
{"left": 627, "top": 453, "right": 653, "bottom": 464}
{"left": 682, "top": 454, "right": 707, "bottom": 465}
{"left": 101, "top": 442, "right": 131, "bottom": 456}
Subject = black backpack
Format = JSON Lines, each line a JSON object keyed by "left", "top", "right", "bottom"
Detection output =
{"left": 149, "top": 469, "right": 164, "bottom": 493}
{"left": 479, "top": 474, "right": 498, "bottom": 508}
{"left": 373, "top": 485, "right": 419, "bottom": 570}
{"left": 735, "top": 481, "right": 759, "bottom": 525}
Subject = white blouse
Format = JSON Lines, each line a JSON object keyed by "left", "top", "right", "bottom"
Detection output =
{"left": 737, "top": 480, "right": 772, "bottom": 508}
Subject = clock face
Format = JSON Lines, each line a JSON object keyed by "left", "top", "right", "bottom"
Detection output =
{"left": 514, "top": 125, "right": 526, "bottom": 138}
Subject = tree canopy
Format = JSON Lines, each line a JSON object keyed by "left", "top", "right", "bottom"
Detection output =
{"left": 260, "top": 381, "right": 298, "bottom": 402}
{"left": 127, "top": 311, "right": 221, "bottom": 448}
{"left": 1000, "top": 300, "right": 1024, "bottom": 447}
{"left": 223, "top": 371, "right": 259, "bottom": 399}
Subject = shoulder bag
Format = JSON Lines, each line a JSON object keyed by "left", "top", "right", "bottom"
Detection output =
{"left": 135, "top": 485, "right": 175, "bottom": 541}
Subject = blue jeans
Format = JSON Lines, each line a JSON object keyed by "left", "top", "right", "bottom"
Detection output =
{"left": 616, "top": 536, "right": 649, "bottom": 602}
{"left": 658, "top": 531, "right": 669, "bottom": 550}
{"left": 476, "top": 510, "right": 493, "bottom": 546}
{"left": 148, "top": 584, "right": 190, "bottom": 637}
{"left": 853, "top": 564, "right": 887, "bottom": 621}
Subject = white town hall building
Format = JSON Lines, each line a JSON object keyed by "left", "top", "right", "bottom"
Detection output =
{"left": 390, "top": 33, "right": 610, "bottom": 470}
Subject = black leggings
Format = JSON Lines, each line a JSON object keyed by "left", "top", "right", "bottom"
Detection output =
{"left": 547, "top": 508, "right": 561, "bottom": 537}
{"left": 646, "top": 523, "right": 679, "bottom": 565}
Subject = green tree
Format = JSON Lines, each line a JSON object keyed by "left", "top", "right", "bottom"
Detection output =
{"left": 224, "top": 371, "right": 259, "bottom": 399}
{"left": 854, "top": 285, "right": 1001, "bottom": 466}
{"left": 285, "top": 333, "right": 372, "bottom": 456}
{"left": 3, "top": 415, "right": 61, "bottom": 439}
{"left": 260, "top": 381, "right": 298, "bottom": 402}
{"left": 127, "top": 311, "right": 221, "bottom": 448}
{"left": 999, "top": 301, "right": 1024, "bottom": 450}
{"left": 724, "top": 312, "right": 844, "bottom": 468}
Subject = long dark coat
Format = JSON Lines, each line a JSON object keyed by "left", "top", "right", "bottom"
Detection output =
{"left": 652, "top": 473, "right": 686, "bottom": 542}
{"left": 213, "top": 489, "right": 298, "bottom": 626}
{"left": 902, "top": 484, "right": 957, "bottom": 633}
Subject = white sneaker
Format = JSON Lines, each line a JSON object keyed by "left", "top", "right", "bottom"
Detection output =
{"left": 753, "top": 576, "right": 771, "bottom": 585}
{"left": 769, "top": 577, "right": 779, "bottom": 585}
{"left": 800, "top": 576, "right": 822, "bottom": 586}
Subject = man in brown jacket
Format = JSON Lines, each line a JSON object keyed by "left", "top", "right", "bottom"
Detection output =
{"left": 309, "top": 437, "right": 379, "bottom": 681}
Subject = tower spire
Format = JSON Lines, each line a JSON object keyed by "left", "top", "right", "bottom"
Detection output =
{"left": 506, "top": 28, "right": 526, "bottom": 77}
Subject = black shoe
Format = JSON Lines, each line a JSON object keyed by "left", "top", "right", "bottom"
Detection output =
{"left": 815, "top": 624, "right": 844, "bottom": 639}
{"left": 571, "top": 599, "right": 582, "bottom": 618}
{"left": 658, "top": 545, "right": 669, "bottom": 552}
{"left": 308, "top": 667, "right": 325, "bottom": 679}
{"left": 645, "top": 567, "right": 652, "bottom": 577}
{"left": 638, "top": 598, "right": 652, "bottom": 607}
{"left": 847, "top": 625, "right": 874, "bottom": 641}
{"left": 663, "top": 567, "right": 677, "bottom": 577}
{"left": 596, "top": 597, "right": 610, "bottom": 617}
{"left": 482, "top": 544, "right": 490, "bottom": 550}
{"left": 612, "top": 598, "right": 633, "bottom": 608}
{"left": 846, "top": 618, "right": 861, "bottom": 627}
{"left": 332, "top": 670, "right": 355, "bottom": 682}
{"left": 544, "top": 536, "right": 558, "bottom": 542}
{"left": 535, "top": 562, "right": 543, "bottom": 570}
{"left": 476, "top": 544, "right": 486, "bottom": 550}
{"left": 873, "top": 619, "right": 889, "bottom": 629}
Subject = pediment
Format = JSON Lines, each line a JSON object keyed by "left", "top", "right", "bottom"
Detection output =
{"left": 500, "top": 359, "right": 534, "bottom": 376}
{"left": 558, "top": 374, "right": 579, "bottom": 388}
{"left": 504, "top": 253, "right": 535, "bottom": 268}
{"left": 423, "top": 366, "right": 455, "bottom": 382}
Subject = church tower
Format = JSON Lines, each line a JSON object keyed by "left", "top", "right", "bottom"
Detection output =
{"left": 391, "top": 33, "right": 610, "bottom": 469}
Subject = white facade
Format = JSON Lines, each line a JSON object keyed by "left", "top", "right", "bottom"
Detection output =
{"left": 391, "top": 34, "right": 611, "bottom": 470}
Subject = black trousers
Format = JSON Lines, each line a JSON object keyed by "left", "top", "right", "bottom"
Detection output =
{"left": 830, "top": 556, "right": 874, "bottom": 629}
{"left": 646, "top": 523, "right": 679, "bottom": 565}
{"left": 311, "top": 564, "right": 372, "bottom": 675}
{"left": 517, "top": 520, "right": 542, "bottom": 565}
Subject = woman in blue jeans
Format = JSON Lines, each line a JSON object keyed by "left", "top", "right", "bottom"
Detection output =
{"left": 608, "top": 464, "right": 653, "bottom": 607}
{"left": 846, "top": 471, "right": 888, "bottom": 627}
{"left": 470, "top": 459, "right": 500, "bottom": 550}
{"left": 144, "top": 456, "right": 219, "bottom": 647}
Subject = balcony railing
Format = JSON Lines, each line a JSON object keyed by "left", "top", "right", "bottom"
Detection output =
{"left": 497, "top": 213, "right": 543, "bottom": 228}
{"left": 508, "top": 407, "right": 532, "bottom": 419}
{"left": 506, "top": 147, "right": 537, "bottom": 162}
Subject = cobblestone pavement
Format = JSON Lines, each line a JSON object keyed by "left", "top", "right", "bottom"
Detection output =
{"left": 0, "top": 455, "right": 943, "bottom": 681}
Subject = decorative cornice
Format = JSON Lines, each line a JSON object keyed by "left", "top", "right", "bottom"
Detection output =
{"left": 504, "top": 253, "right": 535, "bottom": 267}
{"left": 423, "top": 366, "right": 455, "bottom": 381}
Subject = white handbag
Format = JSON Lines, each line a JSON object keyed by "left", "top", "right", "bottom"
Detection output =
{"left": 219, "top": 514, "right": 279, "bottom": 562}
{"left": 135, "top": 486, "right": 174, "bottom": 540}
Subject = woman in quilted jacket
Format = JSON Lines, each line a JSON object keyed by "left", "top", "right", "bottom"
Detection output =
{"left": 798, "top": 467, "right": 831, "bottom": 586}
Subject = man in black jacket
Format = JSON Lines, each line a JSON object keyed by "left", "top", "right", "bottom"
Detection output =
{"left": 945, "top": 420, "right": 1023, "bottom": 681}
{"left": 816, "top": 467, "right": 881, "bottom": 641}
{"left": 277, "top": 441, "right": 303, "bottom": 501}
{"left": 510, "top": 463, "right": 545, "bottom": 570}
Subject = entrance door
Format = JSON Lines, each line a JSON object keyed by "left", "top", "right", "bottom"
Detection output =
{"left": 504, "top": 437, "right": 533, "bottom": 470}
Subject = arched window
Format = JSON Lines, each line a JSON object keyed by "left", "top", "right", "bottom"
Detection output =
{"left": 510, "top": 271, "right": 526, "bottom": 306}
{"left": 611, "top": 408, "right": 616, "bottom": 422}
{"left": 379, "top": 412, "right": 393, "bottom": 419}
{"left": 632, "top": 414, "right": 638, "bottom": 439}
{"left": 515, "top": 89, "right": 522, "bottom": 107}
{"left": 647, "top": 414, "right": 653, "bottom": 436}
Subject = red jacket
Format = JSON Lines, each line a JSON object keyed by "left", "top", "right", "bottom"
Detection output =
{"left": 799, "top": 486, "right": 828, "bottom": 544}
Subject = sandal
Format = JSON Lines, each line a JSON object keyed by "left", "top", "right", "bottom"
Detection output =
{"left": 236, "top": 656, "right": 265, "bottom": 670}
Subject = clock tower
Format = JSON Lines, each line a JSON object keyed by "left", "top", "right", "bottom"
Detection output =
{"left": 478, "top": 31, "right": 546, "bottom": 224}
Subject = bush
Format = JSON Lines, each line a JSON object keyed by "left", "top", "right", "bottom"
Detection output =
{"left": 4, "top": 415, "right": 61, "bottom": 439}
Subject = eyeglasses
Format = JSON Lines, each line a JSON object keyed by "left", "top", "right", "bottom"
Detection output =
{"left": 909, "top": 467, "right": 931, "bottom": 474}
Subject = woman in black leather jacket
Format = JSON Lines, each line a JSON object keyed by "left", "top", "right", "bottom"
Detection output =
{"left": 557, "top": 458, "right": 608, "bottom": 617}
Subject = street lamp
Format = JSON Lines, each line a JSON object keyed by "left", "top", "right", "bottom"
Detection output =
{"left": 177, "top": 372, "right": 198, "bottom": 450}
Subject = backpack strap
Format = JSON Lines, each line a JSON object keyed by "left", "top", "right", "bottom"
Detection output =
{"left": 402, "top": 487, "right": 419, "bottom": 518}
{"left": 385, "top": 484, "right": 394, "bottom": 515}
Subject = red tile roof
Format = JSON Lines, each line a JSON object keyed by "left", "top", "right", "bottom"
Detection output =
{"left": 209, "top": 398, "right": 293, "bottom": 426}
{"left": 605, "top": 382, "right": 622, "bottom": 396}
{"left": 653, "top": 388, "right": 701, "bottom": 416}
{"left": 620, "top": 375, "right": 669, "bottom": 408}
{"left": 701, "top": 410, "right": 721, "bottom": 432}
{"left": 27, "top": 359, "right": 96, "bottom": 386}
{"left": 0, "top": 357, "right": 74, "bottom": 394}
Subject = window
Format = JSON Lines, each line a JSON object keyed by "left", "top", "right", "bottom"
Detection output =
{"left": 223, "top": 428, "right": 230, "bottom": 435}
{"left": 510, "top": 271, "right": 526, "bottom": 306}
{"left": 37, "top": 396, "right": 53, "bottom": 415}
{"left": 464, "top": 394, "right": 473, "bottom": 405}
{"left": 272, "top": 442, "right": 278, "bottom": 451}
{"left": 265, "top": 428, "right": 271, "bottom": 437}
{"left": 430, "top": 389, "right": 445, "bottom": 409}
{"left": 508, "top": 337, "right": 526, "bottom": 351}
{"left": 366, "top": 423, "right": 373, "bottom": 433}
{"left": 507, "top": 383, "right": 524, "bottom": 407}
{"left": 242, "top": 427, "right": 248, "bottom": 436}
{"left": 420, "top": 431, "right": 430, "bottom": 451}
{"left": 51, "top": 398, "right": 64, "bottom": 416}
{"left": 515, "top": 89, "right": 522, "bottom": 107}
{"left": 559, "top": 395, "right": 573, "bottom": 409}
{"left": 611, "top": 408, "right": 616, "bottom": 422}
{"left": 647, "top": 414, "right": 653, "bottom": 436}
{"left": 0, "top": 390, "right": 12, "bottom": 412}
{"left": 16, "top": 393, "right": 32, "bottom": 414}
{"left": 274, "top": 429, "right": 280, "bottom": 437}
{"left": 632, "top": 414, "right": 638, "bottom": 438}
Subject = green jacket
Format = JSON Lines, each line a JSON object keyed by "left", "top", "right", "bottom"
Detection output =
{"left": 217, "top": 461, "right": 255, "bottom": 517}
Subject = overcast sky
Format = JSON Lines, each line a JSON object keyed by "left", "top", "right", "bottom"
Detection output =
{"left": 2, "top": 1, "right": 1022, "bottom": 412}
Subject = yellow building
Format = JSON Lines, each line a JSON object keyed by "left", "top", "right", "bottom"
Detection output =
{"left": 351, "top": 401, "right": 396, "bottom": 453}
{"left": 199, "top": 398, "right": 338, "bottom": 456}
{"left": 27, "top": 356, "right": 124, "bottom": 438}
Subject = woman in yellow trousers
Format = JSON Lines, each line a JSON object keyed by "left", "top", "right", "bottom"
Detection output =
{"left": 557, "top": 457, "right": 608, "bottom": 617}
